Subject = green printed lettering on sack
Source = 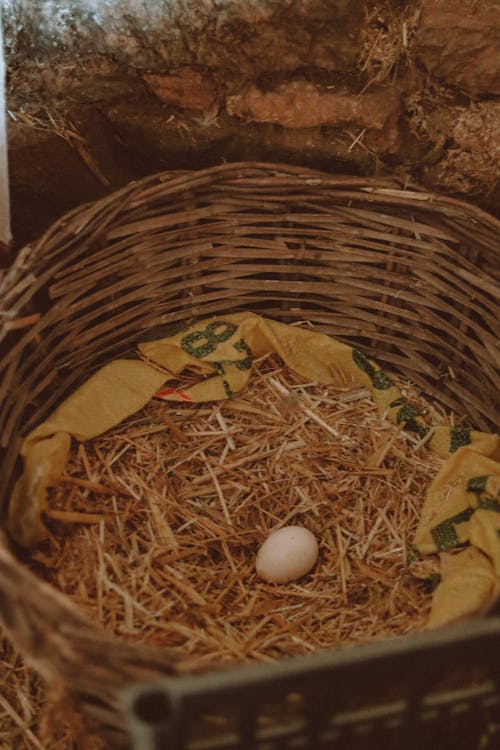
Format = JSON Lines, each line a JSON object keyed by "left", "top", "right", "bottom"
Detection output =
{"left": 231, "top": 339, "right": 253, "bottom": 371}
{"left": 408, "top": 544, "right": 421, "bottom": 563}
{"left": 389, "top": 397, "right": 406, "bottom": 409}
{"left": 212, "top": 362, "right": 234, "bottom": 398}
{"left": 449, "top": 426, "right": 472, "bottom": 453}
{"left": 467, "top": 475, "right": 489, "bottom": 493}
{"left": 393, "top": 401, "right": 430, "bottom": 440}
{"left": 181, "top": 321, "right": 238, "bottom": 359}
{"left": 181, "top": 322, "right": 253, "bottom": 396}
{"left": 477, "top": 497, "right": 500, "bottom": 512}
{"left": 431, "top": 507, "right": 475, "bottom": 550}
{"left": 352, "top": 349, "right": 394, "bottom": 390}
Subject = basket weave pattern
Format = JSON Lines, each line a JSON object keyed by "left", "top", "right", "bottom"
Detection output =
{"left": 0, "top": 163, "right": 499, "bottom": 741}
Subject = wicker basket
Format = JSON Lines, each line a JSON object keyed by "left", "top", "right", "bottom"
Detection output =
{"left": 1, "top": 162, "right": 499, "bottom": 749}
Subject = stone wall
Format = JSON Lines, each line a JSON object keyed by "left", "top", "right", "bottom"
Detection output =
{"left": 2, "top": 0, "right": 499, "bottom": 249}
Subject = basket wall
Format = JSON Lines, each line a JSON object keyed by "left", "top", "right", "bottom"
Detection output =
{"left": 0, "top": 162, "right": 499, "bottom": 746}
{"left": 1, "top": 163, "right": 499, "bottom": 513}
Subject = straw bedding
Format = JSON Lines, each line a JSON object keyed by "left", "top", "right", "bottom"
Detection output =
{"left": 39, "top": 350, "right": 450, "bottom": 661}
{"left": 1, "top": 341, "right": 458, "bottom": 747}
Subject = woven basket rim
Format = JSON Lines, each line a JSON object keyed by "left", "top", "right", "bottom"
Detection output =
{"left": 1, "top": 161, "right": 499, "bottom": 744}
{"left": 3, "top": 161, "right": 500, "bottom": 286}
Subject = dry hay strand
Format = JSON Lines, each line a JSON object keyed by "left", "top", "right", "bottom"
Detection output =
{"left": 0, "top": 528, "right": 176, "bottom": 750}
{"left": 0, "top": 644, "right": 103, "bottom": 750}
{"left": 360, "top": 1, "right": 423, "bottom": 87}
{"left": 43, "top": 352, "right": 451, "bottom": 661}
{"left": 7, "top": 108, "right": 110, "bottom": 187}
{"left": 1, "top": 350, "right": 456, "bottom": 746}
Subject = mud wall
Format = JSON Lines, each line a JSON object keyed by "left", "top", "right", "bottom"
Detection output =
{"left": 2, "top": 0, "right": 500, "bottom": 250}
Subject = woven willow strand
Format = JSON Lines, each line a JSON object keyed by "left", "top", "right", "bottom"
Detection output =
{"left": 0, "top": 162, "right": 499, "bottom": 740}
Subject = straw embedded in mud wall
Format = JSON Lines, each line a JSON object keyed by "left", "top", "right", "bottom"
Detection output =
{"left": 3, "top": 0, "right": 500, "bottom": 249}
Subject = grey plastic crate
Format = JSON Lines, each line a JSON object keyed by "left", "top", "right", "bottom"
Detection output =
{"left": 123, "top": 615, "right": 500, "bottom": 750}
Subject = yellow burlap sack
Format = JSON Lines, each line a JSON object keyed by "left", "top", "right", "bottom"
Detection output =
{"left": 9, "top": 313, "right": 500, "bottom": 627}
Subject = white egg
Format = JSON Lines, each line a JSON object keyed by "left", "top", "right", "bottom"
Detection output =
{"left": 256, "top": 525, "right": 319, "bottom": 583}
